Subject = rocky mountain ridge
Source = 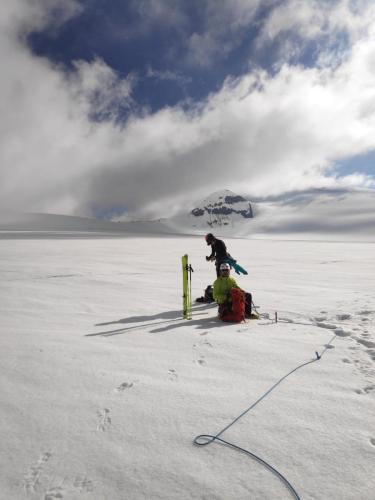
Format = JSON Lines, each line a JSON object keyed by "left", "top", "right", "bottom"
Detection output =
{"left": 189, "top": 189, "right": 253, "bottom": 229}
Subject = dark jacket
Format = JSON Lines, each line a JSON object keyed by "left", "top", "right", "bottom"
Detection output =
{"left": 208, "top": 238, "right": 229, "bottom": 262}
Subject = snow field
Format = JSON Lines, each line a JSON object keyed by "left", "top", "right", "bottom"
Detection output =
{"left": 0, "top": 235, "right": 374, "bottom": 499}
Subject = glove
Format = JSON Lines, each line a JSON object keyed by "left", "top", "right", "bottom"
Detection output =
{"left": 206, "top": 256, "right": 210, "bottom": 261}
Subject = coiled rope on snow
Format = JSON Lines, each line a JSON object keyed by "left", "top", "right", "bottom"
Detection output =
{"left": 193, "top": 333, "right": 337, "bottom": 499}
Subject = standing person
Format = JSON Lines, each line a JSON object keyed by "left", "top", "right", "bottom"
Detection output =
{"left": 205, "top": 233, "right": 232, "bottom": 277}
{"left": 213, "top": 262, "right": 241, "bottom": 317}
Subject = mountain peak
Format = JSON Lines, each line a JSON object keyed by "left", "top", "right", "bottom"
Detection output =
{"left": 190, "top": 190, "right": 253, "bottom": 228}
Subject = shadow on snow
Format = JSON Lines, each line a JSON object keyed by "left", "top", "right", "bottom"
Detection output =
{"left": 86, "top": 303, "right": 222, "bottom": 338}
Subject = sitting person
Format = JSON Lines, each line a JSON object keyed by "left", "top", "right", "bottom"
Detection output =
{"left": 213, "top": 262, "right": 242, "bottom": 317}
{"left": 213, "top": 262, "right": 258, "bottom": 321}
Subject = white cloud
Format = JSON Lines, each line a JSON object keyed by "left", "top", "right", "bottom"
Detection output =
{"left": 261, "top": 0, "right": 375, "bottom": 42}
{"left": 69, "top": 58, "right": 136, "bottom": 121}
{"left": 0, "top": 0, "right": 375, "bottom": 219}
{"left": 185, "top": 0, "right": 266, "bottom": 67}
{"left": 0, "top": 0, "right": 82, "bottom": 37}
{"left": 146, "top": 66, "right": 192, "bottom": 87}
{"left": 258, "top": 0, "right": 375, "bottom": 67}
{"left": 251, "top": 187, "right": 375, "bottom": 236}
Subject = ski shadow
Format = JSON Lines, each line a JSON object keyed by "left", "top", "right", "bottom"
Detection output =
{"left": 95, "top": 303, "right": 215, "bottom": 327}
{"left": 148, "top": 314, "right": 228, "bottom": 334}
{"left": 87, "top": 303, "right": 218, "bottom": 338}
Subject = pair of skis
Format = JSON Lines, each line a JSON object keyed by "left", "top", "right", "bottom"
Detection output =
{"left": 182, "top": 254, "right": 193, "bottom": 319}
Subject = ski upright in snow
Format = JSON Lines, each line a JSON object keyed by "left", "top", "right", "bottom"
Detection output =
{"left": 182, "top": 254, "right": 193, "bottom": 319}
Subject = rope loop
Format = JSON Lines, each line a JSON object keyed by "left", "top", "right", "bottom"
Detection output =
{"left": 193, "top": 434, "right": 216, "bottom": 446}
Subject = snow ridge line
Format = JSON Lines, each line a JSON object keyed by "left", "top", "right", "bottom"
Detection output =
{"left": 193, "top": 333, "right": 337, "bottom": 500}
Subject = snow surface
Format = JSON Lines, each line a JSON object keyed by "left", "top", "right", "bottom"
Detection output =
{"left": 1, "top": 231, "right": 374, "bottom": 500}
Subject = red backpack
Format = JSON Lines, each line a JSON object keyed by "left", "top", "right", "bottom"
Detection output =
{"left": 221, "top": 288, "right": 246, "bottom": 323}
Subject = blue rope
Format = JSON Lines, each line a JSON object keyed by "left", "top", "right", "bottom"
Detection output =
{"left": 193, "top": 333, "right": 337, "bottom": 499}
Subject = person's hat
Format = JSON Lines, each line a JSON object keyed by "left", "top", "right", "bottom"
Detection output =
{"left": 205, "top": 233, "right": 214, "bottom": 245}
{"left": 220, "top": 262, "right": 230, "bottom": 271}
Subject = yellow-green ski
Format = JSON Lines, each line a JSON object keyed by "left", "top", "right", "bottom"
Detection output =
{"left": 182, "top": 254, "right": 192, "bottom": 319}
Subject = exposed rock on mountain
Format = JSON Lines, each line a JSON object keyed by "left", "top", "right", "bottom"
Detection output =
{"left": 190, "top": 189, "right": 253, "bottom": 228}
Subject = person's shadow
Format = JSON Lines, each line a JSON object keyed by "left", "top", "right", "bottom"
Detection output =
{"left": 86, "top": 303, "right": 222, "bottom": 338}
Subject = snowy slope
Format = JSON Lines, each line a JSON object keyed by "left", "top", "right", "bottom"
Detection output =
{"left": 0, "top": 212, "right": 180, "bottom": 236}
{"left": 1, "top": 186, "right": 375, "bottom": 241}
{"left": 0, "top": 234, "right": 374, "bottom": 499}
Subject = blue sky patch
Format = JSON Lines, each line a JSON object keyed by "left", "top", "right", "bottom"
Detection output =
{"left": 334, "top": 150, "right": 375, "bottom": 177}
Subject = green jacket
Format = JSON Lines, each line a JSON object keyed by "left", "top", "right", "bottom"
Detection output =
{"left": 213, "top": 276, "right": 241, "bottom": 304}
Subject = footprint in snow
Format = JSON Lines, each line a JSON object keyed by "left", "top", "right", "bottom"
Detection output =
{"left": 336, "top": 314, "right": 351, "bottom": 320}
{"left": 356, "top": 338, "right": 375, "bottom": 349}
{"left": 356, "top": 385, "right": 375, "bottom": 395}
{"left": 96, "top": 408, "right": 111, "bottom": 431}
{"left": 370, "top": 438, "right": 375, "bottom": 447}
{"left": 315, "top": 322, "right": 337, "bottom": 330}
{"left": 334, "top": 327, "right": 351, "bottom": 337}
{"left": 45, "top": 475, "right": 94, "bottom": 499}
{"left": 73, "top": 475, "right": 94, "bottom": 493}
{"left": 195, "top": 340, "right": 213, "bottom": 348}
{"left": 115, "top": 382, "right": 134, "bottom": 392}
{"left": 196, "top": 356, "right": 206, "bottom": 366}
{"left": 168, "top": 369, "right": 178, "bottom": 381}
{"left": 23, "top": 452, "right": 52, "bottom": 494}
{"left": 44, "top": 486, "right": 64, "bottom": 499}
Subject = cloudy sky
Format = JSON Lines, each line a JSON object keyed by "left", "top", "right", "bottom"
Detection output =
{"left": 1, "top": 0, "right": 375, "bottom": 218}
